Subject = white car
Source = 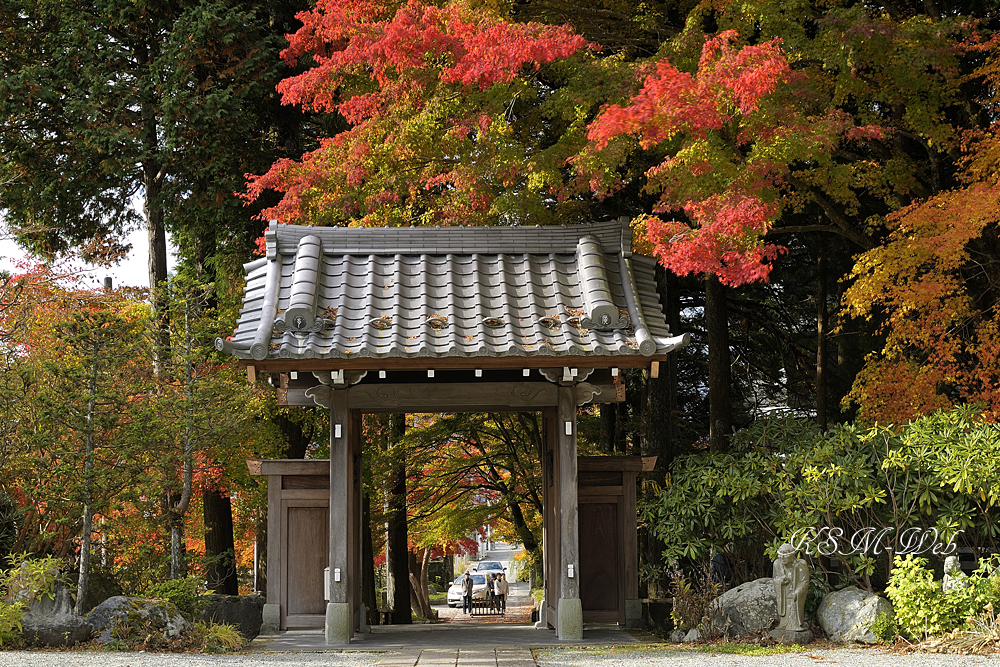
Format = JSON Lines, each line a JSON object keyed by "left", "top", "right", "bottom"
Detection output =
{"left": 474, "top": 560, "right": 506, "bottom": 574}
{"left": 446, "top": 573, "right": 488, "bottom": 607}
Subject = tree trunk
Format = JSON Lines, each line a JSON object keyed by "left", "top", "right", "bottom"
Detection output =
{"left": 75, "top": 356, "right": 98, "bottom": 616}
{"left": 705, "top": 274, "right": 732, "bottom": 451}
{"left": 143, "top": 158, "right": 169, "bottom": 377}
{"left": 203, "top": 490, "right": 238, "bottom": 594}
{"left": 385, "top": 414, "right": 411, "bottom": 624}
{"left": 169, "top": 304, "right": 196, "bottom": 579}
{"left": 76, "top": 502, "right": 93, "bottom": 616}
{"left": 170, "top": 521, "right": 186, "bottom": 579}
{"left": 816, "top": 248, "right": 828, "bottom": 431}
{"left": 407, "top": 548, "right": 433, "bottom": 619}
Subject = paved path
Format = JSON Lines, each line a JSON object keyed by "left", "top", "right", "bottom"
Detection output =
{"left": 260, "top": 625, "right": 640, "bottom": 651}
{"left": 436, "top": 581, "right": 532, "bottom": 625}
{"left": 377, "top": 648, "right": 535, "bottom": 667}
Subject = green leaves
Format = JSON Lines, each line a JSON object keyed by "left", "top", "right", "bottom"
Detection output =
{"left": 887, "top": 555, "right": 1000, "bottom": 640}
{"left": 643, "top": 407, "right": 1000, "bottom": 589}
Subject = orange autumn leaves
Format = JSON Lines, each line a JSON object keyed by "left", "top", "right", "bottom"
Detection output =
{"left": 844, "top": 181, "right": 1000, "bottom": 423}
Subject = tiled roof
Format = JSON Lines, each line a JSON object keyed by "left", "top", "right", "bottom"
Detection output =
{"left": 217, "top": 220, "right": 688, "bottom": 364}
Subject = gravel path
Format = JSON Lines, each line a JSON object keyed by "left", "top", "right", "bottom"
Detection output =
{"left": 535, "top": 646, "right": 1000, "bottom": 666}
{"left": 0, "top": 653, "right": 379, "bottom": 667}
{"left": 1, "top": 644, "right": 999, "bottom": 666}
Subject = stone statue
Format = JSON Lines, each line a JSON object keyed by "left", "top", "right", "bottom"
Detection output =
{"left": 942, "top": 555, "right": 969, "bottom": 592}
{"left": 769, "top": 543, "right": 813, "bottom": 643}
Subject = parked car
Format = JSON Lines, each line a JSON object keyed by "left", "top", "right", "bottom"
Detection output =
{"left": 473, "top": 560, "right": 506, "bottom": 574}
{"left": 446, "top": 573, "right": 487, "bottom": 607}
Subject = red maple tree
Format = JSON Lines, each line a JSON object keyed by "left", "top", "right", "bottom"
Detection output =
{"left": 243, "top": 0, "right": 588, "bottom": 229}
{"left": 584, "top": 30, "right": 882, "bottom": 286}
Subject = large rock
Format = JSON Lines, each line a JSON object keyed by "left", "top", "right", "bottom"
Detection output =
{"left": 87, "top": 595, "right": 191, "bottom": 644}
{"left": 198, "top": 593, "right": 265, "bottom": 639}
{"left": 708, "top": 578, "right": 778, "bottom": 637}
{"left": 20, "top": 582, "right": 93, "bottom": 647}
{"left": 817, "top": 586, "right": 892, "bottom": 644}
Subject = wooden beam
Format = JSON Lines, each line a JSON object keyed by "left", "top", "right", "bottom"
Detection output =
{"left": 577, "top": 456, "right": 646, "bottom": 472}
{"left": 241, "top": 353, "right": 669, "bottom": 373}
{"left": 247, "top": 459, "right": 330, "bottom": 476}
{"left": 279, "top": 382, "right": 622, "bottom": 410}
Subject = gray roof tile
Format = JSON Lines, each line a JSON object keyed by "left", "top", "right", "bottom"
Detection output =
{"left": 219, "top": 221, "right": 688, "bottom": 363}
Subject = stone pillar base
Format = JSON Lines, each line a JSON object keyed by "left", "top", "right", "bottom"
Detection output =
{"left": 624, "top": 598, "right": 643, "bottom": 628}
{"left": 770, "top": 627, "right": 813, "bottom": 644}
{"left": 557, "top": 597, "right": 583, "bottom": 640}
{"left": 325, "top": 602, "right": 351, "bottom": 645}
{"left": 358, "top": 603, "right": 369, "bottom": 632}
{"left": 261, "top": 603, "right": 281, "bottom": 635}
{"left": 534, "top": 597, "right": 547, "bottom": 629}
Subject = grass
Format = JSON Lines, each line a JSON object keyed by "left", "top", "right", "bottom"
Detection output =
{"left": 535, "top": 641, "right": 813, "bottom": 659}
{"left": 694, "top": 642, "right": 809, "bottom": 656}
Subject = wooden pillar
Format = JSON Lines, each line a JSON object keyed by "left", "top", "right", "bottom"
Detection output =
{"left": 349, "top": 409, "right": 363, "bottom": 630}
{"left": 326, "top": 389, "right": 352, "bottom": 644}
{"left": 623, "top": 469, "right": 640, "bottom": 627}
{"left": 557, "top": 385, "right": 583, "bottom": 639}
{"left": 543, "top": 407, "right": 561, "bottom": 629}
{"left": 262, "top": 471, "right": 282, "bottom": 633}
{"left": 539, "top": 407, "right": 558, "bottom": 629}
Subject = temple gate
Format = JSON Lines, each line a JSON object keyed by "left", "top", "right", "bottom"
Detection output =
{"left": 219, "top": 220, "right": 688, "bottom": 644}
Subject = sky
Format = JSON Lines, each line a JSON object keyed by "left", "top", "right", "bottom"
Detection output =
{"left": 0, "top": 225, "right": 177, "bottom": 289}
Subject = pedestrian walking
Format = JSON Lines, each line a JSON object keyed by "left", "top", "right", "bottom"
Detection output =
{"left": 461, "top": 571, "right": 474, "bottom": 614}
{"left": 486, "top": 573, "right": 497, "bottom": 612}
{"left": 495, "top": 572, "right": 509, "bottom": 614}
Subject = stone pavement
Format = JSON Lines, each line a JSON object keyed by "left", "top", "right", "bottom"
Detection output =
{"left": 377, "top": 648, "right": 535, "bottom": 667}
{"left": 258, "top": 624, "right": 641, "bottom": 651}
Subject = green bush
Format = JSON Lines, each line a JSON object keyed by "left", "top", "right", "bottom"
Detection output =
{"left": 640, "top": 406, "right": 1000, "bottom": 589}
{"left": 885, "top": 555, "right": 1000, "bottom": 639}
{"left": 144, "top": 576, "right": 207, "bottom": 621}
{"left": 870, "top": 611, "right": 899, "bottom": 644}
{"left": 0, "top": 553, "right": 63, "bottom": 647}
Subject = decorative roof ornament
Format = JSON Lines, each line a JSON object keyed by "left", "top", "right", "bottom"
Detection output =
{"left": 426, "top": 315, "right": 449, "bottom": 330}
{"left": 576, "top": 235, "right": 629, "bottom": 332}
{"left": 273, "top": 235, "right": 329, "bottom": 334}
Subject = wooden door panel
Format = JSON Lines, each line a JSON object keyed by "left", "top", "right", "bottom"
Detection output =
{"left": 579, "top": 501, "right": 619, "bottom": 614}
{"left": 286, "top": 507, "right": 328, "bottom": 616}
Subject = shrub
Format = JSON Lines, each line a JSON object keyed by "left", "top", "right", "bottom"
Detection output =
{"left": 669, "top": 564, "right": 721, "bottom": 634}
{"left": 641, "top": 406, "right": 1000, "bottom": 590}
{"left": 885, "top": 555, "right": 1000, "bottom": 639}
{"left": 193, "top": 621, "right": 244, "bottom": 653}
{"left": 0, "top": 600, "right": 23, "bottom": 647}
{"left": 0, "top": 553, "right": 63, "bottom": 647}
{"left": 144, "top": 576, "right": 207, "bottom": 622}
{"left": 870, "top": 611, "right": 899, "bottom": 644}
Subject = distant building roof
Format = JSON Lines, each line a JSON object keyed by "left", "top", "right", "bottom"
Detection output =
{"left": 217, "top": 220, "right": 688, "bottom": 367}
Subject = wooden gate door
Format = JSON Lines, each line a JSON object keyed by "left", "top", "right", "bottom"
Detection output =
{"left": 578, "top": 498, "right": 624, "bottom": 623}
{"left": 281, "top": 501, "right": 329, "bottom": 628}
